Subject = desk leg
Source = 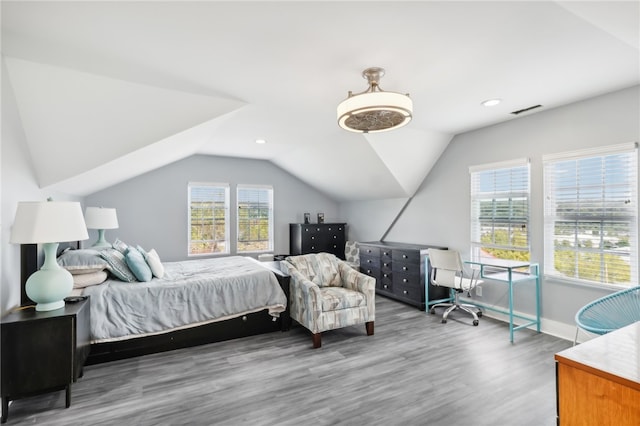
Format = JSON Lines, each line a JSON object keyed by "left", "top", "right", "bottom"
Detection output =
{"left": 508, "top": 269, "right": 514, "bottom": 343}
{"left": 535, "top": 264, "right": 541, "bottom": 333}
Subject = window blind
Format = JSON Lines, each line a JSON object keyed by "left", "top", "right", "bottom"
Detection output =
{"left": 188, "top": 183, "right": 230, "bottom": 255}
{"left": 470, "top": 159, "right": 530, "bottom": 261}
{"left": 237, "top": 185, "right": 274, "bottom": 253}
{"left": 543, "top": 143, "right": 638, "bottom": 287}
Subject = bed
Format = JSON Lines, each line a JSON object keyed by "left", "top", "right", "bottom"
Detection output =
{"left": 20, "top": 243, "right": 290, "bottom": 364}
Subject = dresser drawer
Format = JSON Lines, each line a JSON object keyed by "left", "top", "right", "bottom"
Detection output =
{"left": 392, "top": 262, "right": 418, "bottom": 274}
{"left": 360, "top": 255, "right": 380, "bottom": 269}
{"left": 360, "top": 245, "right": 380, "bottom": 257}
{"left": 361, "top": 265, "right": 380, "bottom": 281}
{"left": 378, "top": 275, "right": 393, "bottom": 292}
{"left": 392, "top": 249, "right": 420, "bottom": 264}
{"left": 394, "top": 270, "right": 422, "bottom": 287}
{"left": 394, "top": 281, "right": 423, "bottom": 302}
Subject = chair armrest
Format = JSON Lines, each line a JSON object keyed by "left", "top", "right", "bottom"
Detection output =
{"left": 283, "top": 262, "right": 322, "bottom": 305}
{"left": 338, "top": 261, "right": 376, "bottom": 321}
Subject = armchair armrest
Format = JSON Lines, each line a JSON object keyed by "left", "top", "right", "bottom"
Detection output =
{"left": 338, "top": 262, "right": 376, "bottom": 321}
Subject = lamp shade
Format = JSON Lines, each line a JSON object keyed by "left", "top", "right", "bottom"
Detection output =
{"left": 84, "top": 207, "right": 119, "bottom": 230}
{"left": 10, "top": 201, "right": 89, "bottom": 244}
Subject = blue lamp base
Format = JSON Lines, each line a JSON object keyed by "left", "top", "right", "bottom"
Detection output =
{"left": 91, "top": 229, "right": 112, "bottom": 248}
{"left": 26, "top": 243, "right": 73, "bottom": 311}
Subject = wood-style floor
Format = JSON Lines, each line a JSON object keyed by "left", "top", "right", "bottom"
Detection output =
{"left": 6, "top": 297, "right": 572, "bottom": 425}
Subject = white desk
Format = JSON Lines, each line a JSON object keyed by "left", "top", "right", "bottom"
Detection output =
{"left": 426, "top": 257, "right": 540, "bottom": 342}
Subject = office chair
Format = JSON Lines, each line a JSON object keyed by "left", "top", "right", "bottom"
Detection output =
{"left": 428, "top": 248, "right": 483, "bottom": 326}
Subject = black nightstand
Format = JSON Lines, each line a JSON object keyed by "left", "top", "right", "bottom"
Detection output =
{"left": 1, "top": 298, "right": 90, "bottom": 423}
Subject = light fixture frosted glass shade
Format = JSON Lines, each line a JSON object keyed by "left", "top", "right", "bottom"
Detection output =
{"left": 84, "top": 207, "right": 119, "bottom": 229}
{"left": 337, "top": 91, "right": 413, "bottom": 133}
{"left": 10, "top": 201, "right": 89, "bottom": 244}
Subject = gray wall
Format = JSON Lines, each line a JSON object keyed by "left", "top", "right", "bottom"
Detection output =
{"left": 1, "top": 59, "right": 81, "bottom": 315}
{"left": 340, "top": 85, "right": 640, "bottom": 339}
{"left": 84, "top": 154, "right": 341, "bottom": 262}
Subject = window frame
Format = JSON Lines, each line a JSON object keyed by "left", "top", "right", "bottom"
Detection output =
{"left": 469, "top": 158, "right": 531, "bottom": 262}
{"left": 187, "top": 182, "right": 230, "bottom": 257}
{"left": 236, "top": 184, "right": 274, "bottom": 254}
{"left": 543, "top": 143, "right": 638, "bottom": 289}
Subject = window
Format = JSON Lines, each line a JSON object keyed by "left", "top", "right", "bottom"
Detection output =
{"left": 237, "top": 185, "right": 273, "bottom": 253}
{"left": 470, "top": 159, "right": 530, "bottom": 261}
{"left": 188, "top": 183, "right": 229, "bottom": 256}
{"left": 543, "top": 143, "right": 638, "bottom": 287}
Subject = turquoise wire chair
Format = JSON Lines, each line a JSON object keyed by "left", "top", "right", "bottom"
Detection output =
{"left": 574, "top": 285, "right": 640, "bottom": 345}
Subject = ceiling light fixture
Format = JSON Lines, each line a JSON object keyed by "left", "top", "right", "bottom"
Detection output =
{"left": 481, "top": 99, "right": 502, "bottom": 107}
{"left": 255, "top": 139, "right": 266, "bottom": 144}
{"left": 337, "top": 67, "right": 413, "bottom": 133}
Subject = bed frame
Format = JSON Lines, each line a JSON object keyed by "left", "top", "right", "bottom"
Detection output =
{"left": 21, "top": 244, "right": 290, "bottom": 365}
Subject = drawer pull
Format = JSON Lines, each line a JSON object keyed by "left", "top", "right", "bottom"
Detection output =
{"left": 242, "top": 316, "right": 248, "bottom": 321}
{"left": 383, "top": 263, "right": 388, "bottom": 267}
{"left": 367, "top": 269, "right": 371, "bottom": 273}
{"left": 317, "top": 228, "right": 320, "bottom": 231}
{"left": 383, "top": 274, "right": 387, "bottom": 278}
{"left": 403, "top": 278, "right": 408, "bottom": 283}
{"left": 403, "top": 254, "right": 408, "bottom": 259}
{"left": 367, "top": 259, "right": 372, "bottom": 263}
{"left": 367, "top": 249, "right": 372, "bottom": 253}
{"left": 383, "top": 252, "right": 388, "bottom": 256}
{"left": 334, "top": 235, "right": 337, "bottom": 238}
{"left": 333, "top": 245, "right": 337, "bottom": 248}
{"left": 403, "top": 290, "right": 408, "bottom": 295}
{"left": 383, "top": 285, "right": 388, "bottom": 289}
{"left": 403, "top": 266, "right": 408, "bottom": 271}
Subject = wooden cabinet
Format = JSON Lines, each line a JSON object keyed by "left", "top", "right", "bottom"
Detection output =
{"left": 555, "top": 322, "right": 640, "bottom": 425}
{"left": 1, "top": 298, "right": 91, "bottom": 423}
{"left": 359, "top": 241, "right": 448, "bottom": 310}
{"left": 289, "top": 223, "right": 346, "bottom": 259}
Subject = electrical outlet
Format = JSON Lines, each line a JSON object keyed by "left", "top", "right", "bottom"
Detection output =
{"left": 476, "top": 286, "right": 482, "bottom": 297}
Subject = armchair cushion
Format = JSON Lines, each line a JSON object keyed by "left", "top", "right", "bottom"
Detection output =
{"left": 319, "top": 287, "right": 366, "bottom": 311}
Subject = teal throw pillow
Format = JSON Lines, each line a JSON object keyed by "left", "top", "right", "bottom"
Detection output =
{"left": 125, "top": 247, "right": 152, "bottom": 282}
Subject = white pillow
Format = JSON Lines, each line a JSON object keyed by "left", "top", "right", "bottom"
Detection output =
{"left": 73, "top": 270, "right": 108, "bottom": 288}
{"left": 144, "top": 249, "right": 165, "bottom": 279}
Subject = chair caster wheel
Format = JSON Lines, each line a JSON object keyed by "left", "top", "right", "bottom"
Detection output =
{"left": 473, "top": 320, "right": 479, "bottom": 326}
{"left": 430, "top": 308, "right": 435, "bottom": 315}
{"left": 441, "top": 319, "right": 447, "bottom": 324}
{"left": 477, "top": 312, "right": 483, "bottom": 318}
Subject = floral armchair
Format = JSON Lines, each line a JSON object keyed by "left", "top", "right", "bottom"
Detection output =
{"left": 282, "top": 252, "right": 375, "bottom": 348}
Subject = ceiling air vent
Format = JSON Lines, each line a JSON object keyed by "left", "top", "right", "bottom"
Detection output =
{"left": 510, "top": 104, "right": 543, "bottom": 115}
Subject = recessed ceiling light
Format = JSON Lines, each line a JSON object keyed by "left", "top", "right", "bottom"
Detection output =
{"left": 255, "top": 139, "right": 266, "bottom": 144}
{"left": 481, "top": 99, "right": 502, "bottom": 107}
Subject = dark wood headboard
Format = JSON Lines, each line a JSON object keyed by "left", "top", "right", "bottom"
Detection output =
{"left": 20, "top": 241, "right": 80, "bottom": 306}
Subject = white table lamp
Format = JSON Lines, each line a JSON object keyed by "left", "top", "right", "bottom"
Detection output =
{"left": 10, "top": 200, "right": 89, "bottom": 311}
{"left": 84, "top": 207, "right": 119, "bottom": 248}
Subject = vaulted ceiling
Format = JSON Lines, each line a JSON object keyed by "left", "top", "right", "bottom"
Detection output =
{"left": 2, "top": 1, "right": 638, "bottom": 201}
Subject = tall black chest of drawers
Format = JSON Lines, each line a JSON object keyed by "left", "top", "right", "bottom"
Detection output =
{"left": 359, "top": 241, "right": 448, "bottom": 310}
{"left": 289, "top": 223, "right": 346, "bottom": 259}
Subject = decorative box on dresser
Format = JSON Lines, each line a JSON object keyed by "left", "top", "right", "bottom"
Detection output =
{"left": 289, "top": 223, "right": 346, "bottom": 259}
{"left": 358, "top": 241, "right": 448, "bottom": 310}
{"left": 1, "top": 298, "right": 91, "bottom": 423}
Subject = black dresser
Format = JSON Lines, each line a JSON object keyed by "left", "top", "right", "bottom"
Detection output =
{"left": 289, "top": 223, "right": 346, "bottom": 259}
{"left": 359, "top": 241, "right": 448, "bottom": 310}
{"left": 1, "top": 298, "right": 91, "bottom": 423}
